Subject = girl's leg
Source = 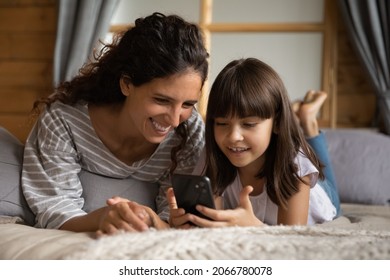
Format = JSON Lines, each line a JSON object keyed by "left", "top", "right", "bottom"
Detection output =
{"left": 306, "top": 132, "right": 341, "bottom": 216}
{"left": 294, "top": 91, "right": 341, "bottom": 216}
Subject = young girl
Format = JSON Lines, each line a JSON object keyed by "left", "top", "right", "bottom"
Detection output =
{"left": 168, "top": 58, "right": 338, "bottom": 227}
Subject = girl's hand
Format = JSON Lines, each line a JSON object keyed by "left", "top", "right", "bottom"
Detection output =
{"left": 189, "top": 186, "right": 264, "bottom": 227}
{"left": 166, "top": 187, "right": 194, "bottom": 229}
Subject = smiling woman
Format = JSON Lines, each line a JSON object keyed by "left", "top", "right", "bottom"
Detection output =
{"left": 116, "top": 72, "right": 203, "bottom": 144}
{"left": 21, "top": 12, "right": 209, "bottom": 236}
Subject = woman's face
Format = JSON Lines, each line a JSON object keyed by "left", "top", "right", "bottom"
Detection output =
{"left": 121, "top": 71, "right": 203, "bottom": 143}
{"left": 214, "top": 116, "right": 274, "bottom": 172}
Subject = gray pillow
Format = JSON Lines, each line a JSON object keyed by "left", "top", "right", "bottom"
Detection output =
{"left": 0, "top": 127, "right": 160, "bottom": 227}
{"left": 79, "top": 171, "right": 159, "bottom": 213}
{"left": 325, "top": 129, "right": 390, "bottom": 205}
{"left": 0, "top": 127, "right": 35, "bottom": 225}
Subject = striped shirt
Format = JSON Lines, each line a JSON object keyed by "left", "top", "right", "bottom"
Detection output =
{"left": 22, "top": 101, "right": 205, "bottom": 229}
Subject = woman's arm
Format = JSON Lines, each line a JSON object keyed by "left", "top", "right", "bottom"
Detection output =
{"left": 61, "top": 199, "right": 169, "bottom": 235}
{"left": 60, "top": 203, "right": 148, "bottom": 233}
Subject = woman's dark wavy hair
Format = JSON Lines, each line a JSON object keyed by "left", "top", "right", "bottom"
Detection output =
{"left": 33, "top": 12, "right": 209, "bottom": 173}
{"left": 205, "top": 58, "right": 324, "bottom": 209}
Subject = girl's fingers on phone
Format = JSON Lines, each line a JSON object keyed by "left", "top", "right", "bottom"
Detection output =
{"left": 170, "top": 209, "right": 190, "bottom": 227}
{"left": 196, "top": 205, "right": 239, "bottom": 225}
{"left": 188, "top": 213, "right": 224, "bottom": 228}
{"left": 195, "top": 205, "right": 220, "bottom": 219}
{"left": 166, "top": 187, "right": 178, "bottom": 209}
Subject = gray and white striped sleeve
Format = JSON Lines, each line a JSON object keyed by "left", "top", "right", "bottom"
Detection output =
{"left": 21, "top": 108, "right": 85, "bottom": 229}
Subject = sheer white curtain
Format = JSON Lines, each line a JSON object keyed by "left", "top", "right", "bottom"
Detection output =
{"left": 53, "top": 0, "right": 119, "bottom": 86}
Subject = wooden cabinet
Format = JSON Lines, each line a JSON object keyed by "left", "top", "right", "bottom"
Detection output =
{"left": 0, "top": 0, "right": 57, "bottom": 142}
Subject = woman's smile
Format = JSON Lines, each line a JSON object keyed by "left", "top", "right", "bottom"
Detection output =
{"left": 150, "top": 118, "right": 171, "bottom": 134}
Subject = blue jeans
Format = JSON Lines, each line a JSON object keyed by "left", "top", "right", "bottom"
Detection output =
{"left": 306, "top": 132, "right": 341, "bottom": 216}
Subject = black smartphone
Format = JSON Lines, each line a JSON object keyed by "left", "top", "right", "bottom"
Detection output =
{"left": 172, "top": 174, "right": 216, "bottom": 219}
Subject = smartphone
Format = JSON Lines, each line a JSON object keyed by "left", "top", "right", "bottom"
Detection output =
{"left": 172, "top": 174, "right": 216, "bottom": 219}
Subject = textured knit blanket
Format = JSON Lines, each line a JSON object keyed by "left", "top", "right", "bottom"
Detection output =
{"left": 1, "top": 204, "right": 390, "bottom": 260}
{"left": 65, "top": 225, "right": 390, "bottom": 260}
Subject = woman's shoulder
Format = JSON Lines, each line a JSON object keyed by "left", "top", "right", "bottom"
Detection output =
{"left": 45, "top": 101, "right": 87, "bottom": 114}
{"left": 38, "top": 101, "right": 89, "bottom": 124}
{"left": 188, "top": 108, "right": 204, "bottom": 125}
{"left": 185, "top": 108, "right": 205, "bottom": 137}
{"left": 32, "top": 101, "right": 91, "bottom": 141}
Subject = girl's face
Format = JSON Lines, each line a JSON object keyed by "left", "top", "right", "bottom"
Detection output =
{"left": 120, "top": 71, "right": 202, "bottom": 143}
{"left": 214, "top": 116, "right": 274, "bottom": 172}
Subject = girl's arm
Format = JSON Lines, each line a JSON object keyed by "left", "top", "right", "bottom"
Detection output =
{"left": 277, "top": 175, "right": 311, "bottom": 225}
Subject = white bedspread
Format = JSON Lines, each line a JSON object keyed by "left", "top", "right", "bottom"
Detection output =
{"left": 1, "top": 204, "right": 389, "bottom": 260}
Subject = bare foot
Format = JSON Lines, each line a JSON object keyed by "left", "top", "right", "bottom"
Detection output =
{"left": 293, "top": 90, "right": 327, "bottom": 137}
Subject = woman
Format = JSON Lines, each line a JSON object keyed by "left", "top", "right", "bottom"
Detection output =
{"left": 22, "top": 12, "right": 209, "bottom": 235}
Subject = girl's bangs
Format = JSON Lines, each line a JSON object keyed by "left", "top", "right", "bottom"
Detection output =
{"left": 212, "top": 76, "right": 275, "bottom": 120}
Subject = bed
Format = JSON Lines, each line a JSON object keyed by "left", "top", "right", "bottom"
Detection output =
{"left": 1, "top": 127, "right": 390, "bottom": 260}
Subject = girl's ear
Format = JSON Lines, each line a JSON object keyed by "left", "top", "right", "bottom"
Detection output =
{"left": 120, "top": 76, "right": 133, "bottom": 97}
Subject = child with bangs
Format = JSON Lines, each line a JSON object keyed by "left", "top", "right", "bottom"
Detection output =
{"left": 168, "top": 58, "right": 340, "bottom": 227}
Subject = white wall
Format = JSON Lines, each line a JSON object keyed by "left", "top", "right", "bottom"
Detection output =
{"left": 110, "top": 0, "right": 324, "bottom": 102}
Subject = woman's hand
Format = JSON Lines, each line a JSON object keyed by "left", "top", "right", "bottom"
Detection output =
{"left": 189, "top": 186, "right": 264, "bottom": 228}
{"left": 107, "top": 196, "right": 153, "bottom": 226}
{"left": 96, "top": 196, "right": 168, "bottom": 237}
